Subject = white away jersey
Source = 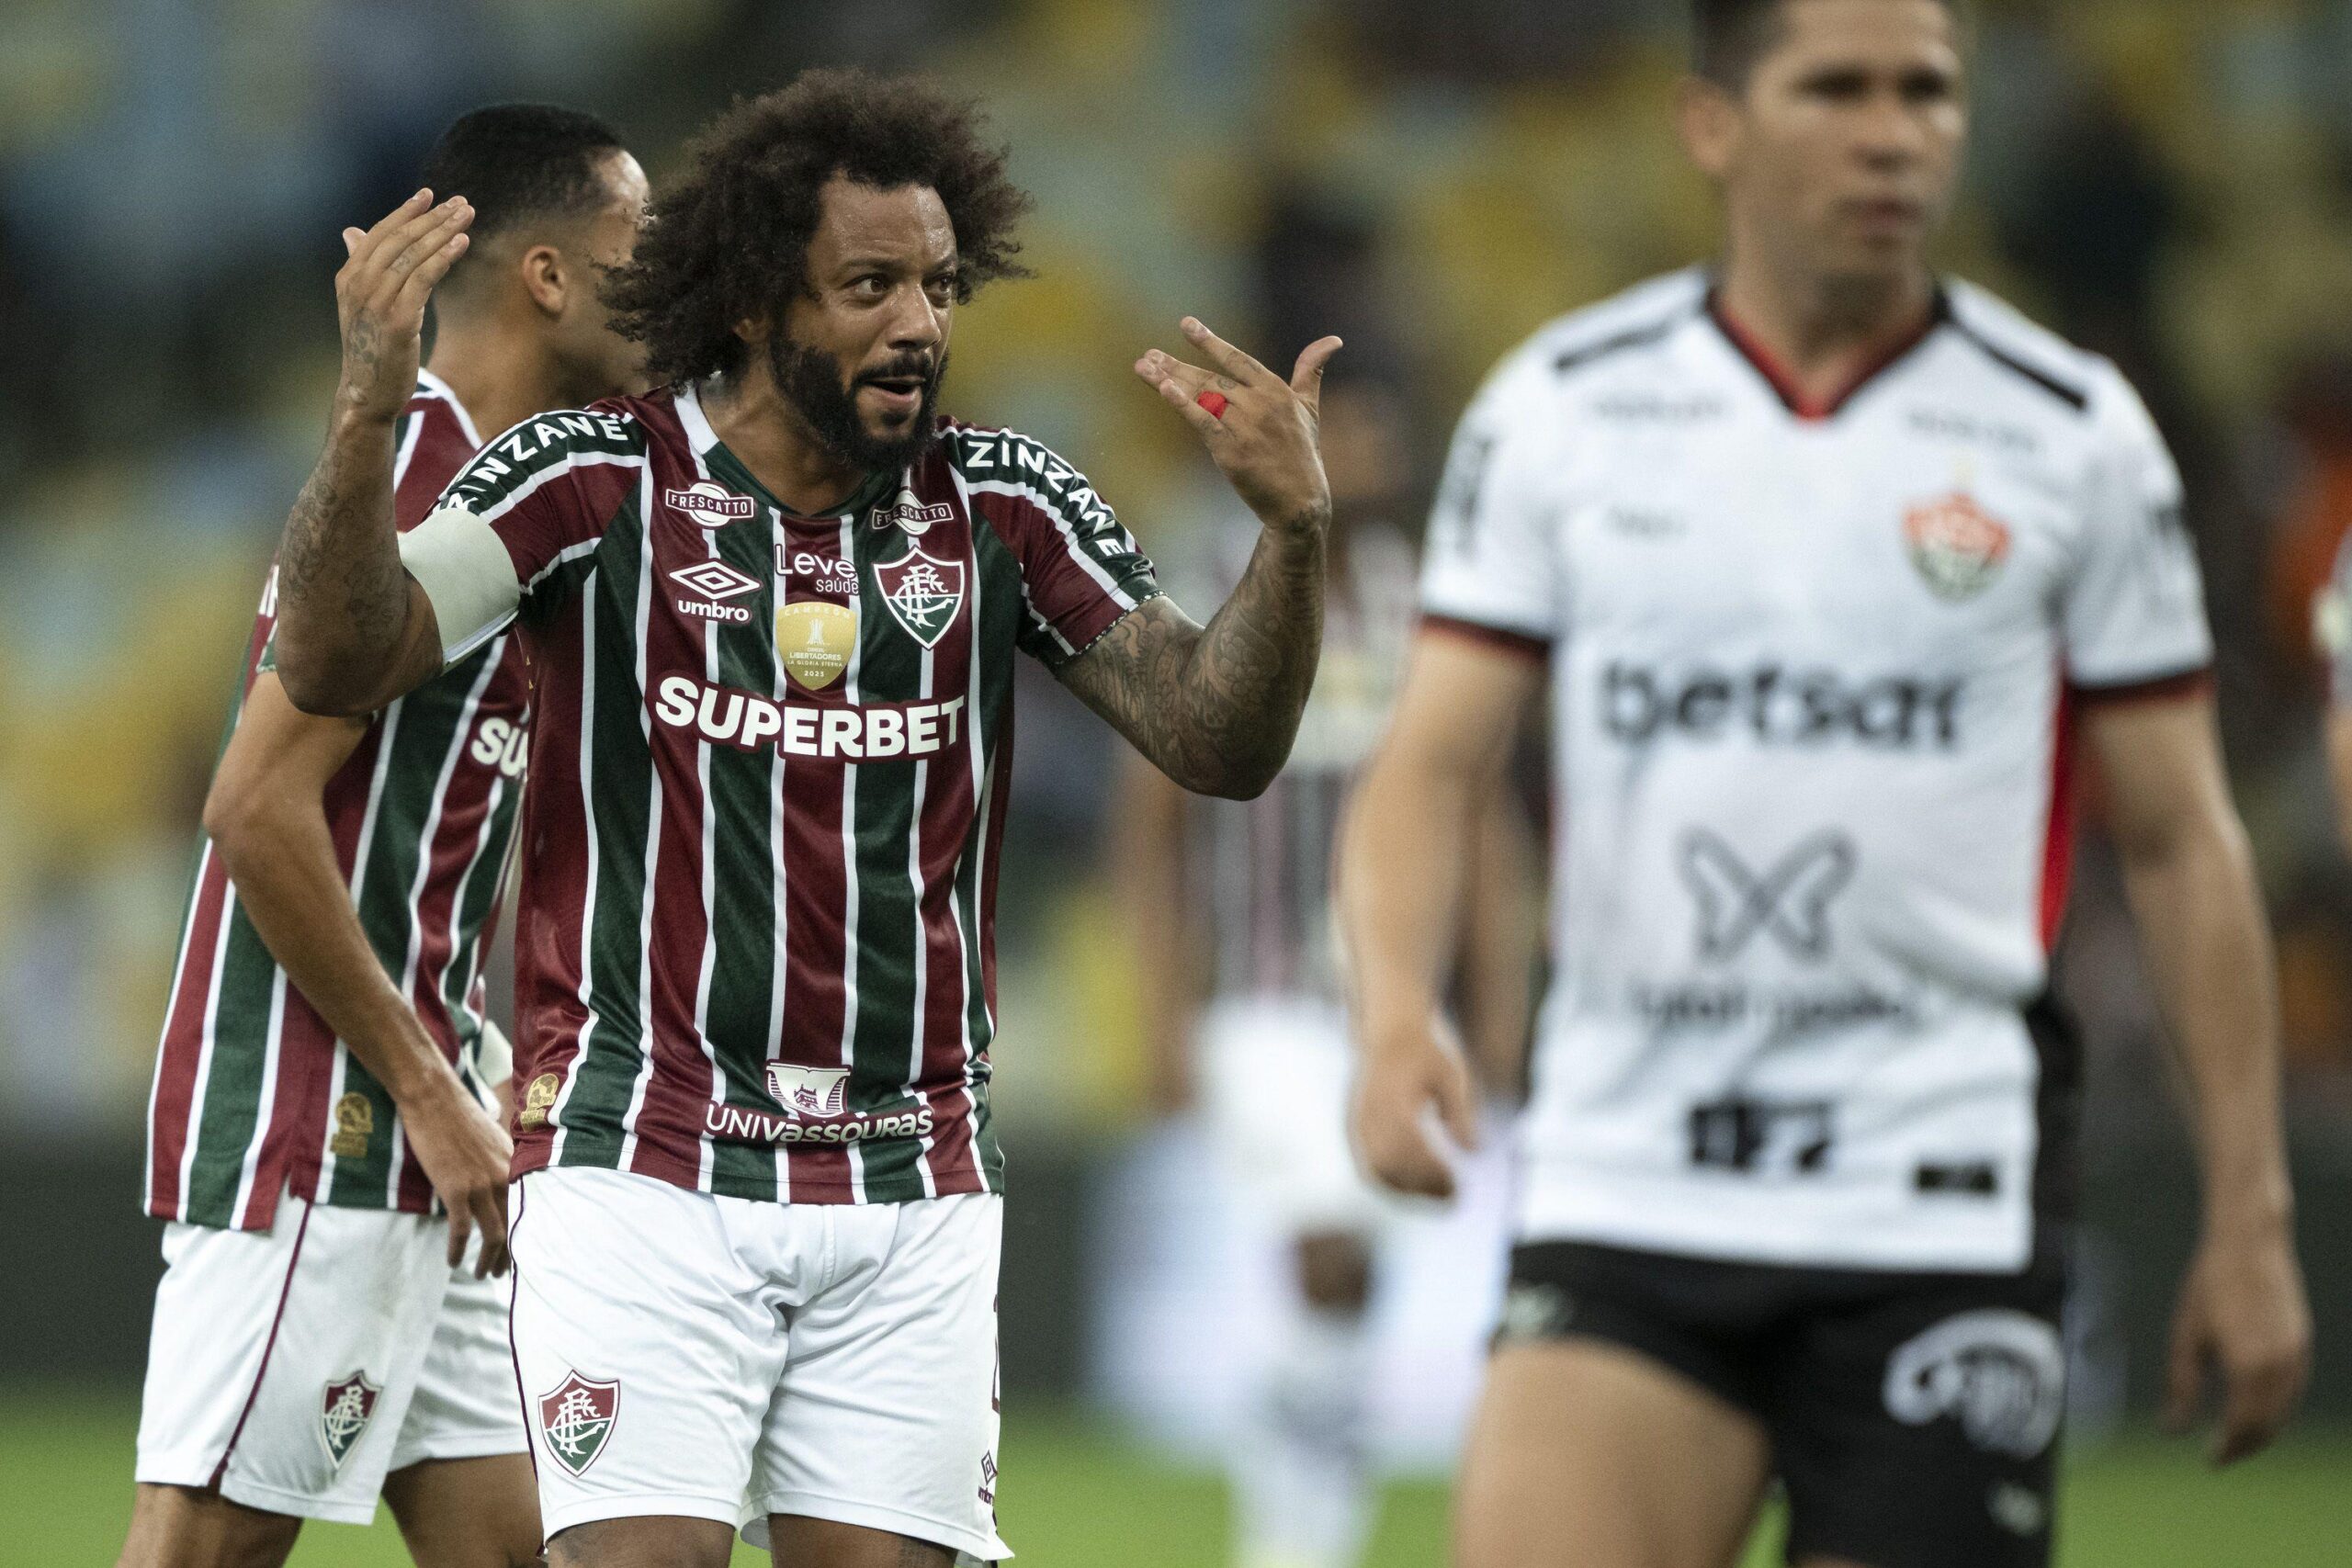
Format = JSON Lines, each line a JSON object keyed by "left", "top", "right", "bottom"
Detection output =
{"left": 1423, "top": 270, "right": 2211, "bottom": 1272}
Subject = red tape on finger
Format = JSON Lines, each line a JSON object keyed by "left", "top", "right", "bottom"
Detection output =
{"left": 1195, "top": 389, "right": 1228, "bottom": 420}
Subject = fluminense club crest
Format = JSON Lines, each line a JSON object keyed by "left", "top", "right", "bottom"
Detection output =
{"left": 537, "top": 1371, "right": 619, "bottom": 1476}
{"left": 766, "top": 1061, "right": 853, "bottom": 1119}
{"left": 875, "top": 548, "right": 965, "bottom": 649}
{"left": 319, "top": 1372, "right": 381, "bottom": 1469}
{"left": 1904, "top": 492, "right": 2011, "bottom": 602}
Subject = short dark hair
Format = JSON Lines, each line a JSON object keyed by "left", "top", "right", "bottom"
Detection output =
{"left": 1692, "top": 0, "right": 1964, "bottom": 88}
{"left": 603, "top": 69, "right": 1033, "bottom": 386}
{"left": 417, "top": 104, "right": 628, "bottom": 285}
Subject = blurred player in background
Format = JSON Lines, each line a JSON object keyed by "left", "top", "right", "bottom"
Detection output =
{"left": 1122, "top": 366, "right": 1536, "bottom": 1568}
{"left": 266, "top": 69, "right": 1342, "bottom": 1568}
{"left": 1342, "top": 3, "right": 2312, "bottom": 1567}
{"left": 122, "top": 106, "right": 648, "bottom": 1568}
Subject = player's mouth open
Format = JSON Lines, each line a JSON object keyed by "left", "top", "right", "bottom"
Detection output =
{"left": 862, "top": 377, "right": 925, "bottom": 414}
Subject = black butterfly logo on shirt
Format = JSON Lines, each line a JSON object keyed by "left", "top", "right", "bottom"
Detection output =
{"left": 1678, "top": 829, "right": 1858, "bottom": 963}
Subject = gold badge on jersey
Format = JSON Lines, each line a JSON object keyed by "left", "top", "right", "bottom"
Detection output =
{"left": 519, "top": 1073, "right": 560, "bottom": 1131}
{"left": 777, "top": 601, "right": 858, "bottom": 690}
{"left": 331, "top": 1092, "right": 374, "bottom": 1158}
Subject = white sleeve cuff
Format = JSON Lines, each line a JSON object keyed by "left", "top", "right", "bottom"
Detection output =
{"left": 400, "top": 505, "right": 523, "bottom": 664}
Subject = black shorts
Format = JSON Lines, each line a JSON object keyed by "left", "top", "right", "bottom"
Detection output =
{"left": 1500, "top": 1240, "right": 2069, "bottom": 1568}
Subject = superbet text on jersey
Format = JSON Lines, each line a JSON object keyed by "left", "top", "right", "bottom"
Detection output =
{"left": 1424, "top": 271, "right": 2211, "bottom": 1274}
{"left": 399, "top": 386, "right": 1159, "bottom": 1205}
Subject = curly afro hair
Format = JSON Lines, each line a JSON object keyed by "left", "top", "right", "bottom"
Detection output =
{"left": 604, "top": 69, "right": 1032, "bottom": 385}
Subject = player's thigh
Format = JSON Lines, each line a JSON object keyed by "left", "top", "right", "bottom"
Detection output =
{"left": 1771, "top": 1262, "right": 2067, "bottom": 1568}
{"left": 744, "top": 1191, "right": 1009, "bottom": 1566}
{"left": 544, "top": 1515, "right": 738, "bottom": 1568}
{"left": 508, "top": 1168, "right": 786, "bottom": 1547}
{"left": 1458, "top": 1339, "right": 1772, "bottom": 1568}
{"left": 767, "top": 1513, "right": 957, "bottom": 1567}
{"left": 119, "top": 1483, "right": 303, "bottom": 1568}
{"left": 382, "top": 1251, "right": 537, "bottom": 1567}
{"left": 383, "top": 1455, "right": 539, "bottom": 1568}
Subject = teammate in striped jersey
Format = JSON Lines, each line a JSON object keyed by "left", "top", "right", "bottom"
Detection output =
{"left": 267, "top": 72, "right": 1343, "bottom": 1568}
{"left": 126, "top": 107, "right": 648, "bottom": 1568}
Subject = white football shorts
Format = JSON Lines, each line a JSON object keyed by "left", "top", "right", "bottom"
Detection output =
{"left": 506, "top": 1167, "right": 1011, "bottom": 1562}
{"left": 134, "top": 1186, "right": 525, "bottom": 1524}
{"left": 1199, "top": 995, "right": 1387, "bottom": 1235}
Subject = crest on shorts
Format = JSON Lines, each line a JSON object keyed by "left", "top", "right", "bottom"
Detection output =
{"left": 874, "top": 549, "right": 965, "bottom": 649}
{"left": 330, "top": 1092, "right": 374, "bottom": 1159}
{"left": 519, "top": 1072, "right": 560, "bottom": 1131}
{"left": 1883, "top": 1309, "right": 2064, "bottom": 1460}
{"left": 1904, "top": 492, "right": 2011, "bottom": 602}
{"left": 776, "top": 600, "right": 858, "bottom": 690}
{"left": 537, "top": 1372, "right": 620, "bottom": 1476}
{"left": 765, "top": 1061, "right": 852, "bottom": 1119}
{"left": 319, "top": 1372, "right": 381, "bottom": 1468}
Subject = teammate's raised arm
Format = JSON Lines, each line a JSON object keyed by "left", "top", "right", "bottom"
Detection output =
{"left": 1052, "top": 321, "right": 1342, "bottom": 800}
{"left": 273, "top": 191, "right": 472, "bottom": 716}
{"left": 1338, "top": 631, "right": 1542, "bottom": 1199}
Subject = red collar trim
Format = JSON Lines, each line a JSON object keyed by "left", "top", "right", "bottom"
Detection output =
{"left": 1705, "top": 288, "right": 1948, "bottom": 422}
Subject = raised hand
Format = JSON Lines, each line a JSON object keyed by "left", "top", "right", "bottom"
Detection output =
{"left": 334, "top": 189, "right": 473, "bottom": 427}
{"left": 1134, "top": 318, "right": 1343, "bottom": 536}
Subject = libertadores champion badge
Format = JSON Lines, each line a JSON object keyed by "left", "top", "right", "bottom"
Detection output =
{"left": 537, "top": 1372, "right": 619, "bottom": 1476}
{"left": 1904, "top": 493, "right": 2012, "bottom": 602}
{"left": 519, "top": 1072, "right": 560, "bottom": 1130}
{"left": 875, "top": 548, "right": 966, "bottom": 649}
{"left": 330, "top": 1092, "right": 374, "bottom": 1159}
{"left": 776, "top": 601, "right": 859, "bottom": 689}
{"left": 320, "top": 1372, "right": 381, "bottom": 1468}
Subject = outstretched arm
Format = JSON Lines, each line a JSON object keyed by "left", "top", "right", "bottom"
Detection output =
{"left": 275, "top": 190, "right": 472, "bottom": 716}
{"left": 1057, "top": 320, "right": 1341, "bottom": 800}
{"left": 2084, "top": 690, "right": 2311, "bottom": 1464}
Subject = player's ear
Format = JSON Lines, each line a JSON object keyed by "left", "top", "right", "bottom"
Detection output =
{"left": 520, "top": 243, "right": 568, "bottom": 318}
{"left": 1678, "top": 73, "right": 1741, "bottom": 181}
{"left": 732, "top": 312, "right": 773, "bottom": 347}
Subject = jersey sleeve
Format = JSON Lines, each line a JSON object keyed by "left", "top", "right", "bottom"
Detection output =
{"left": 400, "top": 409, "right": 645, "bottom": 666}
{"left": 960, "top": 431, "right": 1161, "bottom": 667}
{"left": 2061, "top": 367, "right": 2213, "bottom": 694}
{"left": 1419, "top": 351, "right": 1564, "bottom": 656}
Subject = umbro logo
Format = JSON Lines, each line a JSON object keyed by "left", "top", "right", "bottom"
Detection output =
{"left": 671, "top": 560, "right": 759, "bottom": 625}
{"left": 665, "top": 481, "right": 755, "bottom": 528}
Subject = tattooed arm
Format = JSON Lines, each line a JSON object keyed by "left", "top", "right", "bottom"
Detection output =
{"left": 1061, "top": 537, "right": 1324, "bottom": 799}
{"left": 1057, "top": 318, "right": 1342, "bottom": 799}
{"left": 275, "top": 190, "right": 472, "bottom": 716}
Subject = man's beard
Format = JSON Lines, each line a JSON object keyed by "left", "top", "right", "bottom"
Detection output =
{"left": 768, "top": 335, "right": 945, "bottom": 475}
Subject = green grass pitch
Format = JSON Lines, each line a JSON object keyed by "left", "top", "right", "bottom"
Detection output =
{"left": 10, "top": 1392, "right": 2342, "bottom": 1565}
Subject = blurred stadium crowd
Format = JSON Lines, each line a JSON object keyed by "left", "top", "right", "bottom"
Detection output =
{"left": 5, "top": 0, "right": 2352, "bottom": 1326}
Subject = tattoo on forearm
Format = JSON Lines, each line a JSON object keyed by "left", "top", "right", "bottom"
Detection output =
{"left": 1063, "top": 528, "right": 1325, "bottom": 797}
{"left": 277, "top": 418, "right": 408, "bottom": 699}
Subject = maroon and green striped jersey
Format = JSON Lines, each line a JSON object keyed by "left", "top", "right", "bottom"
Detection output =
{"left": 426, "top": 384, "right": 1158, "bottom": 1203}
{"left": 146, "top": 371, "right": 530, "bottom": 1231}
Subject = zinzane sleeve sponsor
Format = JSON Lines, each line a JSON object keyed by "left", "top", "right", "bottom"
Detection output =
{"left": 961, "top": 432, "right": 1161, "bottom": 666}
{"left": 2061, "top": 367, "right": 2212, "bottom": 695}
{"left": 1419, "top": 352, "right": 1565, "bottom": 653}
{"left": 400, "top": 408, "right": 645, "bottom": 667}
